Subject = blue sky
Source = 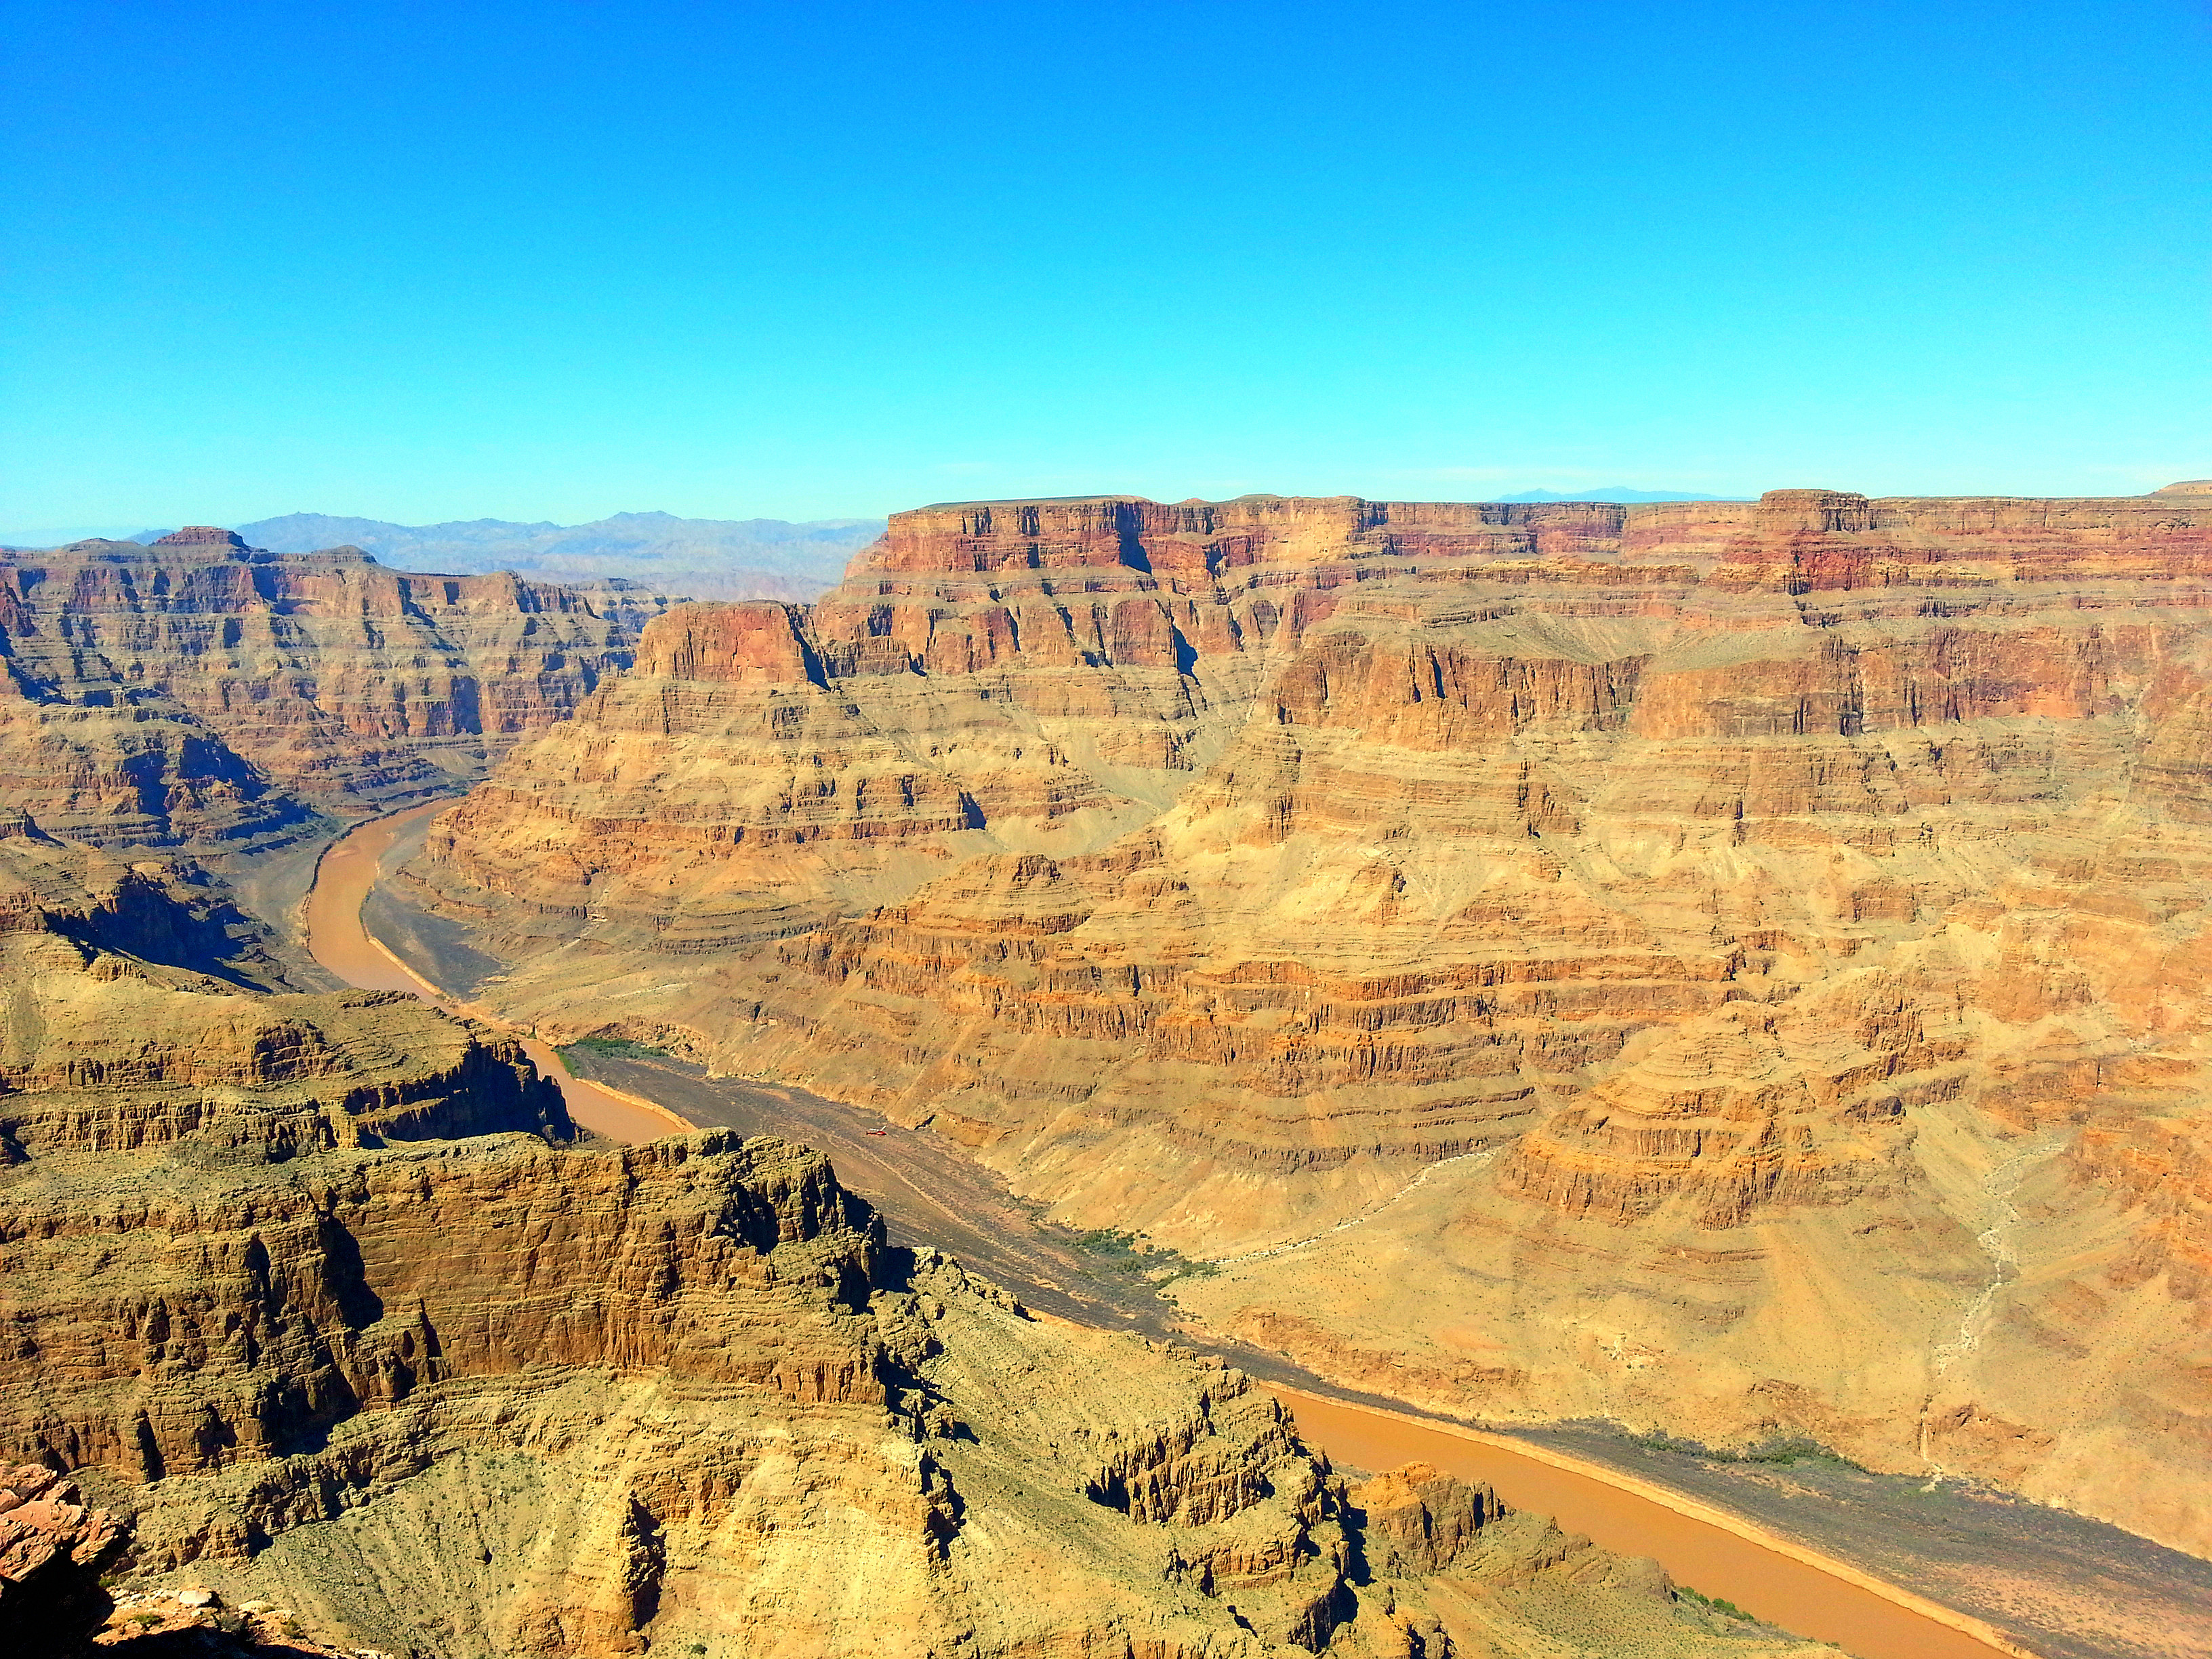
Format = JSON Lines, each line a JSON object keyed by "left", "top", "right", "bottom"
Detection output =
{"left": 3, "top": 1, "right": 2207, "bottom": 527}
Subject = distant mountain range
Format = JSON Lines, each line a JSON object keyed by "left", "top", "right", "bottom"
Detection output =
{"left": 0, "top": 512, "right": 888, "bottom": 601}
{"left": 0, "top": 524, "right": 169, "bottom": 546}
{"left": 1495, "top": 487, "right": 1744, "bottom": 503}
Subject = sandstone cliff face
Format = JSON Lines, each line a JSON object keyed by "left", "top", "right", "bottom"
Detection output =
{"left": 0, "top": 869, "right": 1803, "bottom": 1658}
{"left": 411, "top": 486, "right": 2212, "bottom": 1555}
{"left": 0, "top": 530, "right": 669, "bottom": 853}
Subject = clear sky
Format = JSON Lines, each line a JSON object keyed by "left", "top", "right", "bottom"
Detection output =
{"left": 3, "top": 1, "right": 2207, "bottom": 529}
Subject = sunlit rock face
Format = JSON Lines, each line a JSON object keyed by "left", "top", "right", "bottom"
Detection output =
{"left": 410, "top": 486, "right": 2212, "bottom": 1553}
{"left": 0, "top": 529, "right": 670, "bottom": 850}
{"left": 0, "top": 841, "right": 1773, "bottom": 1659}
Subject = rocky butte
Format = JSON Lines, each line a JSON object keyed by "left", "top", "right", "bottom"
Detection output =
{"left": 391, "top": 485, "right": 2212, "bottom": 1559}
{"left": 0, "top": 811, "right": 1801, "bottom": 1658}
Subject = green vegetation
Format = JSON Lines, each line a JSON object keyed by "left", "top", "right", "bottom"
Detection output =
{"left": 1069, "top": 1225, "right": 1218, "bottom": 1285}
{"left": 1000, "top": 1197, "right": 1220, "bottom": 1290}
{"left": 1674, "top": 1585, "right": 1753, "bottom": 1620}
{"left": 1741, "top": 1433, "right": 1867, "bottom": 1471}
{"left": 1628, "top": 1428, "right": 1864, "bottom": 1473}
{"left": 556, "top": 1035, "right": 672, "bottom": 1065}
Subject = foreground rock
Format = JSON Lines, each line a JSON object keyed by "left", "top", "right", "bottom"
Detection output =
{"left": 0, "top": 1465, "right": 123, "bottom": 1650}
{"left": 405, "top": 487, "right": 2212, "bottom": 1555}
{"left": 0, "top": 842, "right": 1826, "bottom": 1658}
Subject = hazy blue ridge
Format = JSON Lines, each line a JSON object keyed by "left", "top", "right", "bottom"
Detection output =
{"left": 232, "top": 510, "right": 889, "bottom": 600}
{"left": 0, "top": 525, "right": 171, "bottom": 546}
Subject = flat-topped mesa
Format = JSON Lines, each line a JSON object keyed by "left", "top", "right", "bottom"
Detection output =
{"left": 852, "top": 493, "right": 1635, "bottom": 583}
{"left": 4, "top": 535, "right": 652, "bottom": 630}
{"left": 1751, "top": 489, "right": 1877, "bottom": 534}
{"left": 807, "top": 494, "right": 1670, "bottom": 691}
{"left": 150, "top": 525, "right": 250, "bottom": 548}
{"left": 838, "top": 487, "right": 2212, "bottom": 628}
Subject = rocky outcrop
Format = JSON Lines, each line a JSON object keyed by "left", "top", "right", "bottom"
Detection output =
{"left": 0, "top": 810, "right": 291, "bottom": 988}
{"left": 407, "top": 485, "right": 2212, "bottom": 1555}
{"left": 0, "top": 1465, "right": 123, "bottom": 1650}
{"left": 0, "top": 531, "right": 670, "bottom": 853}
{"left": 0, "top": 820, "right": 565, "bottom": 1162}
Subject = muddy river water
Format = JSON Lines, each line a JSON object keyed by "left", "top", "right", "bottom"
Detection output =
{"left": 304, "top": 807, "right": 2043, "bottom": 1659}
{"left": 306, "top": 802, "right": 680, "bottom": 1143}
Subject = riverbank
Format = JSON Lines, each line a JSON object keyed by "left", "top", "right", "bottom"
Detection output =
{"left": 1277, "top": 1389, "right": 2033, "bottom": 1659}
{"left": 305, "top": 803, "right": 691, "bottom": 1144}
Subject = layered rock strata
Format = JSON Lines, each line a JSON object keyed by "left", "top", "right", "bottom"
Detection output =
{"left": 0, "top": 529, "right": 668, "bottom": 853}
{"left": 410, "top": 487, "right": 2212, "bottom": 1553}
{"left": 0, "top": 861, "right": 1811, "bottom": 1658}
{"left": 0, "top": 808, "right": 292, "bottom": 990}
{"left": 0, "top": 819, "right": 565, "bottom": 1162}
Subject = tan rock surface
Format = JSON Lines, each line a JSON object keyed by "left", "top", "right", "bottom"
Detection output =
{"left": 0, "top": 817, "right": 568, "bottom": 1162}
{"left": 0, "top": 1463, "right": 124, "bottom": 1648}
{"left": 410, "top": 487, "right": 2212, "bottom": 1554}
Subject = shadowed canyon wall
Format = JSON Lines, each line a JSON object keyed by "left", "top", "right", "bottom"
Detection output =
{"left": 405, "top": 487, "right": 2212, "bottom": 1555}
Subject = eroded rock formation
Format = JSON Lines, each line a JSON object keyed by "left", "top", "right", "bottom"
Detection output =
{"left": 0, "top": 530, "right": 669, "bottom": 853}
{"left": 0, "top": 1465, "right": 124, "bottom": 1650}
{"left": 0, "top": 849, "right": 1802, "bottom": 1658}
{"left": 407, "top": 486, "right": 2212, "bottom": 1553}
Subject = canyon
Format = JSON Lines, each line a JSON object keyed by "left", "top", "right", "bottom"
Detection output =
{"left": 384, "top": 487, "right": 2212, "bottom": 1563}
{"left": 0, "top": 527, "right": 668, "bottom": 857}
{"left": 3, "top": 488, "right": 2208, "bottom": 1654}
{"left": 0, "top": 811, "right": 1805, "bottom": 1658}
{"left": 224, "top": 511, "right": 884, "bottom": 603}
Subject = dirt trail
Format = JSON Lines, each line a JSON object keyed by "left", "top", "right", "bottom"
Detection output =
{"left": 304, "top": 808, "right": 2039, "bottom": 1659}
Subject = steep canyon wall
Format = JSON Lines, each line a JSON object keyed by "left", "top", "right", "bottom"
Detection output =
{"left": 0, "top": 529, "right": 668, "bottom": 855}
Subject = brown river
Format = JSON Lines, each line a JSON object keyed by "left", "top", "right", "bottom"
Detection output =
{"left": 305, "top": 802, "right": 680, "bottom": 1143}
{"left": 305, "top": 806, "right": 2031, "bottom": 1659}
